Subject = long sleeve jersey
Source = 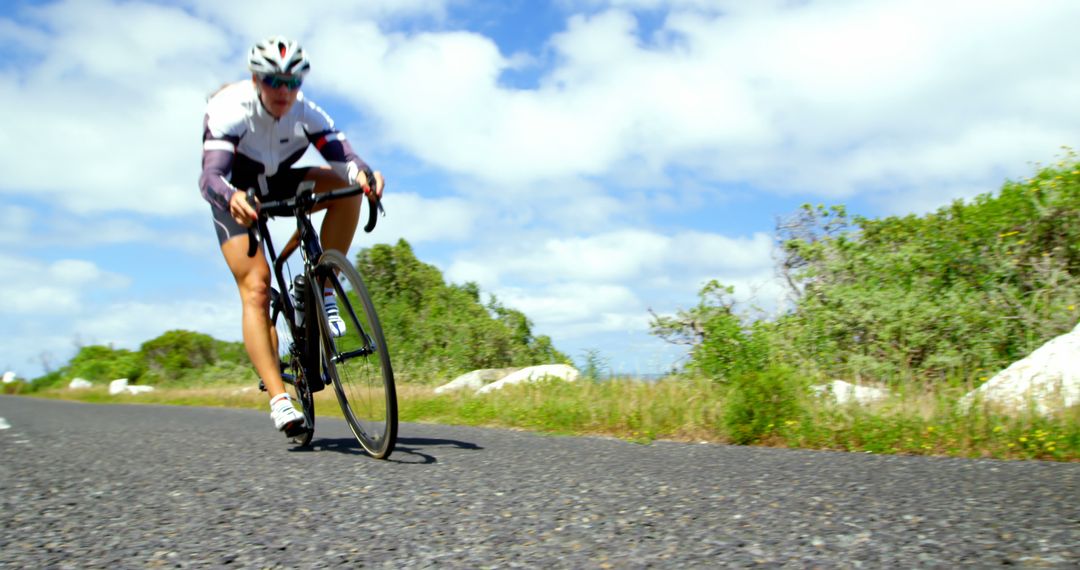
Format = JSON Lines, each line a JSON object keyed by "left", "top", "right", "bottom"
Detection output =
{"left": 199, "top": 81, "right": 368, "bottom": 210}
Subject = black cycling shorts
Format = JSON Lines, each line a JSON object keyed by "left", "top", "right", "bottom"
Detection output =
{"left": 210, "top": 167, "right": 312, "bottom": 245}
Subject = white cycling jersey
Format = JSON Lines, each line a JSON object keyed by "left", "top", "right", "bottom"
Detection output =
{"left": 199, "top": 81, "right": 366, "bottom": 210}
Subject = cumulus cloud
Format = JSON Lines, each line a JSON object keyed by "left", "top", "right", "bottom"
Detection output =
{"left": 357, "top": 191, "right": 482, "bottom": 247}
{"left": 448, "top": 229, "right": 774, "bottom": 285}
{"left": 310, "top": 0, "right": 1079, "bottom": 208}
{"left": 445, "top": 227, "right": 783, "bottom": 343}
{"left": 0, "top": 0, "right": 229, "bottom": 215}
{"left": 69, "top": 298, "right": 242, "bottom": 348}
{"left": 0, "top": 0, "right": 448, "bottom": 217}
{"left": 0, "top": 254, "right": 129, "bottom": 316}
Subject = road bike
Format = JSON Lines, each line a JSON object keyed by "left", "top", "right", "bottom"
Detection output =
{"left": 246, "top": 174, "right": 397, "bottom": 459}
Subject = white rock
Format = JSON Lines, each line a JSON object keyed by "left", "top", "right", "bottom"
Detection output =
{"left": 68, "top": 378, "right": 93, "bottom": 389}
{"left": 125, "top": 385, "right": 155, "bottom": 395}
{"left": 434, "top": 368, "right": 519, "bottom": 394}
{"left": 811, "top": 380, "right": 890, "bottom": 406}
{"left": 108, "top": 378, "right": 130, "bottom": 395}
{"left": 3, "top": 371, "right": 16, "bottom": 384}
{"left": 476, "top": 364, "right": 580, "bottom": 394}
{"left": 959, "top": 322, "right": 1080, "bottom": 415}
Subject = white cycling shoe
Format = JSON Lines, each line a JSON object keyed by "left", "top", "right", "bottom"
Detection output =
{"left": 326, "top": 303, "right": 346, "bottom": 338}
{"left": 270, "top": 393, "right": 304, "bottom": 432}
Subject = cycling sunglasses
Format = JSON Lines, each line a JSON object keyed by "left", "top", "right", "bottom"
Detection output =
{"left": 259, "top": 74, "right": 303, "bottom": 90}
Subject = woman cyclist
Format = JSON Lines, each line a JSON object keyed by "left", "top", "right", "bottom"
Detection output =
{"left": 199, "top": 36, "right": 384, "bottom": 435}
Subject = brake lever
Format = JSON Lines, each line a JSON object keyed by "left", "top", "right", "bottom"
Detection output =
{"left": 362, "top": 169, "right": 386, "bottom": 233}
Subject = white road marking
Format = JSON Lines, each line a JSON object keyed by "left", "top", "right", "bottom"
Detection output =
{"left": 0, "top": 417, "right": 11, "bottom": 429}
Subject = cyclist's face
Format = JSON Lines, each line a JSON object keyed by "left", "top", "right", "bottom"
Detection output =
{"left": 253, "top": 74, "right": 299, "bottom": 118}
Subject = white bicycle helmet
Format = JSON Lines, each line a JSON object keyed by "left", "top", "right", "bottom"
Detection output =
{"left": 247, "top": 36, "right": 311, "bottom": 76}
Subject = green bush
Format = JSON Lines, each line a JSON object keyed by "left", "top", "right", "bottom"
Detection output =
{"left": 67, "top": 345, "right": 147, "bottom": 383}
{"left": 356, "top": 239, "right": 569, "bottom": 380}
{"left": 139, "top": 330, "right": 246, "bottom": 383}
{"left": 654, "top": 154, "right": 1080, "bottom": 387}
{"left": 723, "top": 366, "right": 807, "bottom": 445}
{"left": 650, "top": 280, "right": 772, "bottom": 381}
{"left": 776, "top": 155, "right": 1080, "bottom": 382}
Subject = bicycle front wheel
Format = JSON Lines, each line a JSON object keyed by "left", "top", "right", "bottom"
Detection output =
{"left": 272, "top": 289, "right": 314, "bottom": 447}
{"left": 314, "top": 249, "right": 397, "bottom": 459}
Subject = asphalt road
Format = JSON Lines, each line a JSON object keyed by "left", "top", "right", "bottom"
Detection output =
{"left": 1, "top": 396, "right": 1077, "bottom": 568}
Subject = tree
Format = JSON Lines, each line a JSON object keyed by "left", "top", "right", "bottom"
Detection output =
{"left": 355, "top": 239, "right": 569, "bottom": 379}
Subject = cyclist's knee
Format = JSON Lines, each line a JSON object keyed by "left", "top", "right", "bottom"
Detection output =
{"left": 239, "top": 273, "right": 272, "bottom": 309}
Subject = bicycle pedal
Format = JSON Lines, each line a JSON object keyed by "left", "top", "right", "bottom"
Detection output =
{"left": 283, "top": 421, "right": 308, "bottom": 438}
{"left": 257, "top": 378, "right": 267, "bottom": 392}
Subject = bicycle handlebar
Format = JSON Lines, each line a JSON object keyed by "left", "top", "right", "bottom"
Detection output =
{"left": 244, "top": 170, "right": 386, "bottom": 258}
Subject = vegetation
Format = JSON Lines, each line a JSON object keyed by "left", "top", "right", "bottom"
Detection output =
{"left": 653, "top": 155, "right": 1079, "bottom": 384}
{"left": 356, "top": 239, "right": 568, "bottom": 381}
{"left": 17, "top": 240, "right": 565, "bottom": 392}
{"left": 643, "top": 155, "right": 1079, "bottom": 454}
{"left": 774, "top": 156, "right": 1080, "bottom": 383}
{"left": 14, "top": 331, "right": 253, "bottom": 393}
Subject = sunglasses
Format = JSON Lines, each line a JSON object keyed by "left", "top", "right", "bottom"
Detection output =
{"left": 259, "top": 74, "right": 303, "bottom": 90}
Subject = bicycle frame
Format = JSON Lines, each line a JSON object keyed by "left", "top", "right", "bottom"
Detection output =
{"left": 257, "top": 182, "right": 324, "bottom": 345}
{"left": 246, "top": 179, "right": 382, "bottom": 355}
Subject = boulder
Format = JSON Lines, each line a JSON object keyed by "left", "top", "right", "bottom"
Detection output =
{"left": 68, "top": 378, "right": 93, "bottom": 390}
{"left": 108, "top": 378, "right": 130, "bottom": 395}
{"left": 126, "top": 385, "right": 156, "bottom": 395}
{"left": 959, "top": 322, "right": 1080, "bottom": 415}
{"left": 2, "top": 371, "right": 15, "bottom": 384}
{"left": 476, "top": 364, "right": 580, "bottom": 394}
{"left": 434, "top": 368, "right": 520, "bottom": 394}
{"left": 811, "top": 380, "right": 890, "bottom": 406}
{"left": 108, "top": 378, "right": 156, "bottom": 396}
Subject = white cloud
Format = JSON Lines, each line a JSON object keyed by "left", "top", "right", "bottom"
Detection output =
{"left": 449, "top": 228, "right": 774, "bottom": 285}
{"left": 0, "top": 260, "right": 242, "bottom": 376}
{"left": 0, "top": 205, "right": 34, "bottom": 245}
{"left": 307, "top": 0, "right": 1079, "bottom": 209}
{"left": 0, "top": 255, "right": 129, "bottom": 316}
{"left": 0, "top": 0, "right": 230, "bottom": 215}
{"left": 8, "top": 0, "right": 1075, "bottom": 217}
{"left": 444, "top": 226, "right": 783, "bottom": 348}
{"left": 180, "top": 0, "right": 448, "bottom": 41}
{"left": 358, "top": 191, "right": 481, "bottom": 247}
{"left": 0, "top": 0, "right": 447, "bottom": 219}
{"left": 69, "top": 298, "right": 241, "bottom": 349}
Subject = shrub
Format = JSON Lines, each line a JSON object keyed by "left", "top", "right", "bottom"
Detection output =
{"left": 723, "top": 366, "right": 807, "bottom": 445}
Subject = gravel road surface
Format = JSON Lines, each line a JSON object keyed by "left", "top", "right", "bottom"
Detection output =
{"left": 1, "top": 396, "right": 1077, "bottom": 568}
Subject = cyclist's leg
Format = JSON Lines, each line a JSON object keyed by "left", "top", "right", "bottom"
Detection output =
{"left": 303, "top": 166, "right": 361, "bottom": 254}
{"left": 218, "top": 228, "right": 287, "bottom": 399}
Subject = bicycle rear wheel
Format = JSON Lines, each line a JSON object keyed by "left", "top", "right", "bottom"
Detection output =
{"left": 314, "top": 250, "right": 397, "bottom": 459}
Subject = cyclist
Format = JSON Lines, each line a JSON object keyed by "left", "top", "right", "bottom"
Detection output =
{"left": 199, "top": 36, "right": 385, "bottom": 435}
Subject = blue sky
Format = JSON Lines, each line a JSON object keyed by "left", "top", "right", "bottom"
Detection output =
{"left": 1, "top": 0, "right": 1078, "bottom": 379}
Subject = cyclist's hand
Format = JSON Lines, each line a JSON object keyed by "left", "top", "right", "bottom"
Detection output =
{"left": 230, "top": 191, "right": 258, "bottom": 227}
{"left": 359, "top": 170, "right": 385, "bottom": 202}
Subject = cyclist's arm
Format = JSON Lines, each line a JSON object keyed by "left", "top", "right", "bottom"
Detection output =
{"left": 199, "top": 115, "right": 242, "bottom": 210}
{"left": 302, "top": 99, "right": 370, "bottom": 186}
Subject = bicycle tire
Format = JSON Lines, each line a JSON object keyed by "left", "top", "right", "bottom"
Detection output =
{"left": 314, "top": 249, "right": 397, "bottom": 459}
